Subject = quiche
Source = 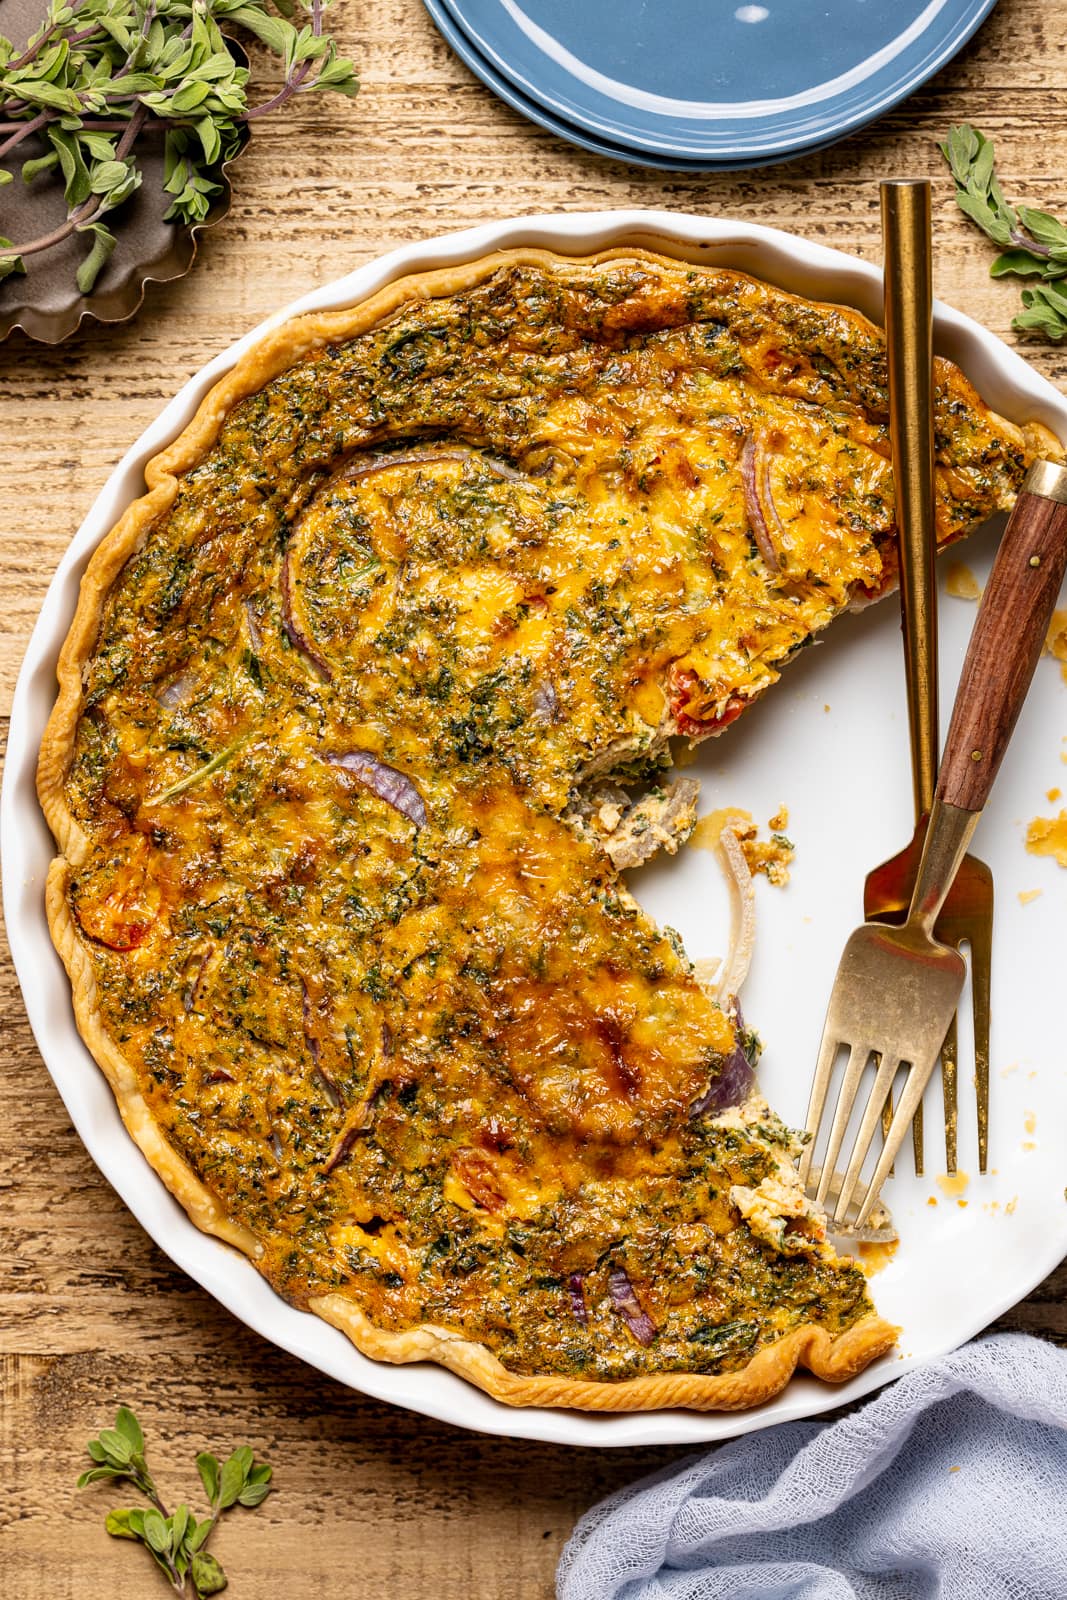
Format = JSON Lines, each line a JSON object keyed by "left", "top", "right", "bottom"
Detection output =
{"left": 38, "top": 248, "right": 1053, "bottom": 1412}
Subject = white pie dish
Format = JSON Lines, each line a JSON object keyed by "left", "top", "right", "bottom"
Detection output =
{"left": 4, "top": 209, "right": 1067, "bottom": 1447}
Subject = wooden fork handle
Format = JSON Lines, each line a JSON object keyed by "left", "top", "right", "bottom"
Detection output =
{"left": 938, "top": 458, "right": 1067, "bottom": 813}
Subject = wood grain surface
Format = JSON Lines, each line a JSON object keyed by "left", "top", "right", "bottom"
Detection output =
{"left": 2, "top": 0, "right": 1066, "bottom": 1593}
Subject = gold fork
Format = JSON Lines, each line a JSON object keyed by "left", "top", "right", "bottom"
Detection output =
{"left": 800, "top": 458, "right": 1067, "bottom": 1229}
{"left": 864, "top": 179, "right": 993, "bottom": 1177}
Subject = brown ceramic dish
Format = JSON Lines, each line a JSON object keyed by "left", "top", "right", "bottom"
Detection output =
{"left": 0, "top": 0, "right": 248, "bottom": 345}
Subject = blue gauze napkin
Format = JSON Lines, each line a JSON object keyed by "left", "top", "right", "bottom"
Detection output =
{"left": 558, "top": 1333, "right": 1067, "bottom": 1600}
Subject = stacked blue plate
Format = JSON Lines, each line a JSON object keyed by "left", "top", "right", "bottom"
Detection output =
{"left": 422, "top": 0, "right": 1001, "bottom": 171}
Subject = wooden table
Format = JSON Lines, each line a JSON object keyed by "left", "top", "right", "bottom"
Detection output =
{"left": 2, "top": 0, "right": 1066, "bottom": 1592}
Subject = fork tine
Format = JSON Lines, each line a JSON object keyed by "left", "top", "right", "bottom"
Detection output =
{"left": 941, "top": 1010, "right": 959, "bottom": 1172}
{"left": 854, "top": 1053, "right": 939, "bottom": 1228}
{"left": 798, "top": 1028, "right": 844, "bottom": 1185}
{"left": 833, "top": 1053, "right": 901, "bottom": 1224}
{"left": 970, "top": 921, "right": 992, "bottom": 1173}
{"left": 814, "top": 1042, "right": 871, "bottom": 1208}
{"left": 880, "top": 1081, "right": 896, "bottom": 1180}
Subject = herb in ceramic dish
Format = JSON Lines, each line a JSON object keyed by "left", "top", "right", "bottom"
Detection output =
{"left": 79, "top": 1405, "right": 272, "bottom": 1596}
{"left": 942, "top": 123, "right": 1067, "bottom": 340}
{"left": 0, "top": 0, "right": 357, "bottom": 293}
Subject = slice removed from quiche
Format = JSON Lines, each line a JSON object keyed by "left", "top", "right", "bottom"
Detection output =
{"left": 39, "top": 249, "right": 1058, "bottom": 1410}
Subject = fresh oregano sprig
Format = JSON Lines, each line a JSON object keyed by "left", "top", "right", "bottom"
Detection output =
{"left": 0, "top": 0, "right": 357, "bottom": 293}
{"left": 941, "top": 123, "right": 1067, "bottom": 340}
{"left": 79, "top": 1405, "right": 272, "bottom": 1597}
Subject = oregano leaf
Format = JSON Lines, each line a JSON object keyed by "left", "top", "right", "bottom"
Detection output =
{"left": 217, "top": 1451, "right": 247, "bottom": 1509}
{"left": 105, "top": 1508, "right": 142, "bottom": 1540}
{"left": 191, "top": 1551, "right": 228, "bottom": 1595}
{"left": 75, "top": 221, "right": 116, "bottom": 294}
{"left": 171, "top": 1502, "right": 189, "bottom": 1550}
{"left": 197, "top": 1450, "right": 220, "bottom": 1505}
{"left": 141, "top": 1508, "right": 170, "bottom": 1555}
{"left": 77, "top": 1465, "right": 124, "bottom": 1487}
{"left": 22, "top": 149, "right": 60, "bottom": 182}
{"left": 1016, "top": 205, "right": 1067, "bottom": 250}
{"left": 97, "top": 1429, "right": 134, "bottom": 1466}
{"left": 990, "top": 249, "right": 1046, "bottom": 278}
{"left": 236, "top": 1480, "right": 271, "bottom": 1507}
{"left": 188, "top": 1517, "right": 213, "bottom": 1552}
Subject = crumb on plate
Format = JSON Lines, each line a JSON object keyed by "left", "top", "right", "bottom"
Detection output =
{"left": 946, "top": 560, "right": 981, "bottom": 600}
{"left": 1026, "top": 810, "right": 1067, "bottom": 868}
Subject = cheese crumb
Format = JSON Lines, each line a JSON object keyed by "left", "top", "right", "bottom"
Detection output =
{"left": 1018, "top": 889, "right": 1042, "bottom": 906}
{"left": 946, "top": 561, "right": 981, "bottom": 601}
{"left": 690, "top": 806, "right": 795, "bottom": 886}
{"left": 1026, "top": 810, "right": 1067, "bottom": 868}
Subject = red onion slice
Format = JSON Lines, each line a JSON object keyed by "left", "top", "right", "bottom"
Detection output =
{"left": 323, "top": 1097, "right": 377, "bottom": 1174}
{"left": 344, "top": 445, "right": 525, "bottom": 485}
{"left": 280, "top": 542, "right": 333, "bottom": 682}
{"left": 690, "top": 997, "right": 757, "bottom": 1117}
{"left": 301, "top": 977, "right": 342, "bottom": 1107}
{"left": 608, "top": 1268, "right": 656, "bottom": 1346}
{"left": 567, "top": 1273, "right": 588, "bottom": 1325}
{"left": 158, "top": 671, "right": 197, "bottom": 710}
{"left": 759, "top": 444, "right": 792, "bottom": 559}
{"left": 323, "top": 1124, "right": 360, "bottom": 1175}
{"left": 182, "top": 947, "right": 212, "bottom": 1013}
{"left": 531, "top": 679, "right": 559, "bottom": 721}
{"left": 741, "top": 434, "right": 785, "bottom": 572}
{"left": 325, "top": 749, "right": 428, "bottom": 829}
{"left": 715, "top": 822, "right": 757, "bottom": 1004}
{"left": 244, "top": 599, "right": 264, "bottom": 654}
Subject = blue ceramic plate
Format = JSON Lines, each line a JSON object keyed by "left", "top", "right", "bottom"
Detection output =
{"left": 422, "top": 0, "right": 765, "bottom": 170}
{"left": 426, "top": 0, "right": 1000, "bottom": 164}
{"left": 424, "top": 0, "right": 842, "bottom": 171}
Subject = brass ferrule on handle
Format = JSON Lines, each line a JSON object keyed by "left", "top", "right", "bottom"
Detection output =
{"left": 1024, "top": 456, "right": 1067, "bottom": 504}
{"left": 881, "top": 180, "right": 939, "bottom": 820}
{"left": 907, "top": 797, "right": 980, "bottom": 936}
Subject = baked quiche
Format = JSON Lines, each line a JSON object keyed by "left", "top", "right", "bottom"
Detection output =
{"left": 39, "top": 249, "right": 1052, "bottom": 1411}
